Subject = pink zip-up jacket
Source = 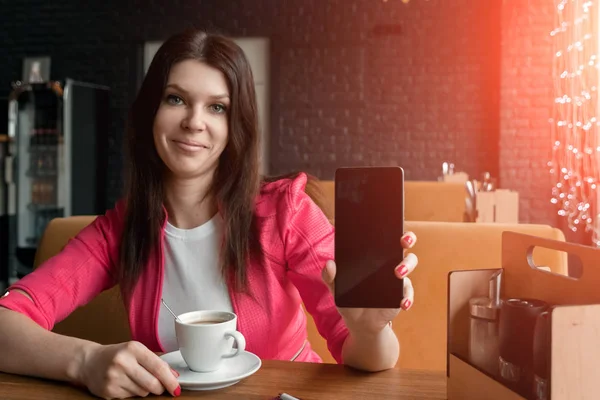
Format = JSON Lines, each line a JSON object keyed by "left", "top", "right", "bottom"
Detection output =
{"left": 0, "top": 173, "right": 349, "bottom": 363}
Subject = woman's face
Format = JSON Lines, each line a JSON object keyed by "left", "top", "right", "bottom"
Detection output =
{"left": 153, "top": 59, "right": 230, "bottom": 181}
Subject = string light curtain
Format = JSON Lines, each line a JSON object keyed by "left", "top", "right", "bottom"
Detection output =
{"left": 549, "top": 0, "right": 600, "bottom": 243}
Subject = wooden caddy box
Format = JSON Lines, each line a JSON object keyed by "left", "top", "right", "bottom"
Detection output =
{"left": 446, "top": 231, "right": 600, "bottom": 400}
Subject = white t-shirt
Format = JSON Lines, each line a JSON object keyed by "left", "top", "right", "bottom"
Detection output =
{"left": 157, "top": 214, "right": 233, "bottom": 352}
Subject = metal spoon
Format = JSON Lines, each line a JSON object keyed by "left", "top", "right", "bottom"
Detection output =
{"left": 161, "top": 298, "right": 183, "bottom": 323}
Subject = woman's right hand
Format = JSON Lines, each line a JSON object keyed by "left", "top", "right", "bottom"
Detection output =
{"left": 78, "top": 341, "right": 181, "bottom": 399}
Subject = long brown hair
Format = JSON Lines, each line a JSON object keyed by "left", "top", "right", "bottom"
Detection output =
{"left": 120, "top": 30, "right": 261, "bottom": 293}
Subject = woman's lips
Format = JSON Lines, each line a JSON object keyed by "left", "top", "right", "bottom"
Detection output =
{"left": 172, "top": 140, "right": 208, "bottom": 153}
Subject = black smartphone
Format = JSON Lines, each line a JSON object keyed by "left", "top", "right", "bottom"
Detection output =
{"left": 334, "top": 166, "right": 405, "bottom": 308}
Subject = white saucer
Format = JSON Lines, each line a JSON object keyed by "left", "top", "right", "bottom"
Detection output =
{"left": 160, "top": 350, "right": 261, "bottom": 391}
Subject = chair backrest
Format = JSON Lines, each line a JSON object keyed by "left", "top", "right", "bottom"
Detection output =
{"left": 33, "top": 189, "right": 567, "bottom": 372}
{"left": 305, "top": 220, "right": 567, "bottom": 370}
{"left": 34, "top": 216, "right": 131, "bottom": 345}
{"left": 317, "top": 180, "right": 467, "bottom": 222}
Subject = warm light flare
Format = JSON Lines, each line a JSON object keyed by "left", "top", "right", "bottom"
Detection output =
{"left": 550, "top": 0, "right": 600, "bottom": 244}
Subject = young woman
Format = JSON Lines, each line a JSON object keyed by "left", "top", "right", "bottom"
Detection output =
{"left": 0, "top": 30, "right": 419, "bottom": 399}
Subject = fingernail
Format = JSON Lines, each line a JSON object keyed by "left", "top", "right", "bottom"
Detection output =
{"left": 403, "top": 235, "right": 414, "bottom": 246}
{"left": 171, "top": 368, "right": 180, "bottom": 377}
{"left": 174, "top": 385, "right": 181, "bottom": 397}
{"left": 402, "top": 299, "right": 412, "bottom": 310}
{"left": 396, "top": 265, "right": 408, "bottom": 278}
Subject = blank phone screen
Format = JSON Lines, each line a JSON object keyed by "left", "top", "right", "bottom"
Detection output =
{"left": 334, "top": 167, "right": 405, "bottom": 308}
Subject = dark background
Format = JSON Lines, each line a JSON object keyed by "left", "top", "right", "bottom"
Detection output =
{"left": 0, "top": 0, "right": 559, "bottom": 228}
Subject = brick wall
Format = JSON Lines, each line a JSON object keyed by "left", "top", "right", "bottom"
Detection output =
{"left": 272, "top": 0, "right": 501, "bottom": 185}
{"left": 0, "top": 0, "right": 560, "bottom": 227}
{"left": 500, "top": 0, "right": 557, "bottom": 226}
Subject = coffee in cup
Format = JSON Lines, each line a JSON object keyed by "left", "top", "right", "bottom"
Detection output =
{"left": 175, "top": 310, "right": 246, "bottom": 372}
{"left": 188, "top": 319, "right": 227, "bottom": 325}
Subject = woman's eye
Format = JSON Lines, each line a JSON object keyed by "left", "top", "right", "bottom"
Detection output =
{"left": 210, "top": 104, "right": 227, "bottom": 114}
{"left": 166, "top": 94, "right": 184, "bottom": 105}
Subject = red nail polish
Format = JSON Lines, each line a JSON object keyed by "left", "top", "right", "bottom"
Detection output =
{"left": 404, "top": 236, "right": 413, "bottom": 246}
{"left": 397, "top": 265, "right": 408, "bottom": 278}
{"left": 174, "top": 386, "right": 181, "bottom": 397}
{"left": 403, "top": 299, "right": 412, "bottom": 309}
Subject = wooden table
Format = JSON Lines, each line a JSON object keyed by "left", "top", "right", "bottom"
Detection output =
{"left": 0, "top": 360, "right": 447, "bottom": 399}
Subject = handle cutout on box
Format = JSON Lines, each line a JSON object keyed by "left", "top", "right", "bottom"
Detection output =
{"left": 528, "top": 245, "right": 582, "bottom": 279}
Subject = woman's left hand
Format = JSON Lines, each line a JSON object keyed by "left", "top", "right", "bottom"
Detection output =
{"left": 321, "top": 232, "right": 418, "bottom": 334}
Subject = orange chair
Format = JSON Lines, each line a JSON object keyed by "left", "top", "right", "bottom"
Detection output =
{"left": 316, "top": 180, "right": 467, "bottom": 222}
{"left": 31, "top": 188, "right": 566, "bottom": 371}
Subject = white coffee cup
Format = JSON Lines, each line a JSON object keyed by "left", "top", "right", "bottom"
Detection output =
{"left": 175, "top": 310, "right": 246, "bottom": 373}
